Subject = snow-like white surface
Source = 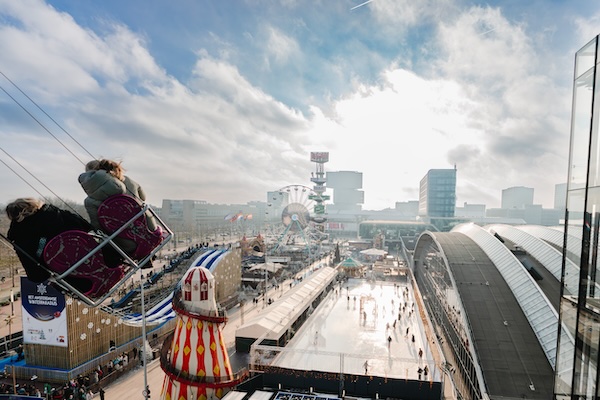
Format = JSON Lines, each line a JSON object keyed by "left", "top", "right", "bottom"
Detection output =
{"left": 270, "top": 279, "right": 440, "bottom": 381}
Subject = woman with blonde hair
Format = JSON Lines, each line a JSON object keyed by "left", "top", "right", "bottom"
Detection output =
{"left": 5, "top": 198, "right": 96, "bottom": 288}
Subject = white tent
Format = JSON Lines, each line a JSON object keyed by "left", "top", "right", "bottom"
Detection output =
{"left": 235, "top": 267, "right": 337, "bottom": 341}
{"left": 248, "top": 262, "right": 284, "bottom": 274}
{"left": 360, "top": 248, "right": 387, "bottom": 257}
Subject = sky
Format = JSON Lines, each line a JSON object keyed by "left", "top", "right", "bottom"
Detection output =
{"left": 0, "top": 0, "right": 598, "bottom": 211}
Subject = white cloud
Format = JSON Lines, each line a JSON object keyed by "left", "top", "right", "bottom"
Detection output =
{"left": 369, "top": 0, "right": 456, "bottom": 29}
{"left": 265, "top": 26, "right": 301, "bottom": 65}
{"left": 574, "top": 12, "right": 600, "bottom": 44}
{"left": 307, "top": 68, "right": 479, "bottom": 208}
{"left": 0, "top": 0, "right": 590, "bottom": 212}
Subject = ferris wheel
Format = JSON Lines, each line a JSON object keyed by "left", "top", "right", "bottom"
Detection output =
{"left": 269, "top": 184, "right": 326, "bottom": 254}
{"left": 280, "top": 184, "right": 315, "bottom": 231}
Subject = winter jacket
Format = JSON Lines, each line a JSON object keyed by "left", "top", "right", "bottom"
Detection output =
{"left": 78, "top": 170, "right": 126, "bottom": 229}
{"left": 123, "top": 175, "right": 145, "bottom": 201}
{"left": 7, "top": 204, "right": 92, "bottom": 283}
{"left": 123, "top": 175, "right": 157, "bottom": 232}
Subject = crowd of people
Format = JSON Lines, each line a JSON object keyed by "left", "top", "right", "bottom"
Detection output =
{"left": 0, "top": 349, "right": 138, "bottom": 399}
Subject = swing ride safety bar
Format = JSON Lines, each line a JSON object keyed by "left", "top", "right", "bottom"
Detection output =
{"left": 51, "top": 204, "right": 173, "bottom": 307}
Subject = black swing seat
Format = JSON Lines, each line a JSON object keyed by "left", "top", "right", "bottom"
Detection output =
{"left": 40, "top": 195, "right": 172, "bottom": 307}
{"left": 43, "top": 230, "right": 125, "bottom": 301}
{"left": 97, "top": 194, "right": 165, "bottom": 261}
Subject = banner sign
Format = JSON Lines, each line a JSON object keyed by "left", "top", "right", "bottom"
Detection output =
{"left": 310, "top": 152, "right": 329, "bottom": 163}
{"left": 21, "top": 277, "right": 68, "bottom": 347}
{"left": 327, "top": 222, "right": 345, "bottom": 230}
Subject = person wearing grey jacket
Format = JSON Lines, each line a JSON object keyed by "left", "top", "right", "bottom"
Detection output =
{"left": 78, "top": 168, "right": 126, "bottom": 230}
{"left": 80, "top": 159, "right": 158, "bottom": 258}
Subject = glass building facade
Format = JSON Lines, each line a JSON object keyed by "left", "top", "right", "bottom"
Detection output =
{"left": 555, "top": 35, "right": 600, "bottom": 399}
{"left": 418, "top": 168, "right": 457, "bottom": 218}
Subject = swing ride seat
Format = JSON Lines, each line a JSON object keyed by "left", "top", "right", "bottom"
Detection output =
{"left": 97, "top": 194, "right": 164, "bottom": 261}
{"left": 43, "top": 230, "right": 125, "bottom": 299}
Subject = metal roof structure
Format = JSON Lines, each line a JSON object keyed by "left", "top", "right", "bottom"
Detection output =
{"left": 453, "top": 223, "right": 559, "bottom": 368}
{"left": 415, "top": 230, "right": 556, "bottom": 398}
{"left": 235, "top": 267, "right": 337, "bottom": 342}
{"left": 516, "top": 225, "right": 581, "bottom": 265}
{"left": 484, "top": 224, "right": 579, "bottom": 296}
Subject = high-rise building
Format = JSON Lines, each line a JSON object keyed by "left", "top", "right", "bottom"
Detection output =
{"left": 501, "top": 186, "right": 534, "bottom": 209}
{"left": 326, "top": 171, "right": 364, "bottom": 212}
{"left": 554, "top": 34, "right": 600, "bottom": 399}
{"left": 395, "top": 200, "right": 419, "bottom": 218}
{"left": 554, "top": 183, "right": 567, "bottom": 211}
{"left": 418, "top": 168, "right": 456, "bottom": 218}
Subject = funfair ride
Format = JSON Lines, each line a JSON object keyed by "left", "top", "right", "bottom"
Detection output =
{"left": 269, "top": 185, "right": 327, "bottom": 256}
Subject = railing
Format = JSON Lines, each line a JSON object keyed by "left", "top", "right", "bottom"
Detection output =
{"left": 49, "top": 205, "right": 173, "bottom": 308}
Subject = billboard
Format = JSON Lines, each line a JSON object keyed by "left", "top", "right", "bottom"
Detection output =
{"left": 310, "top": 152, "right": 329, "bottom": 163}
{"left": 21, "top": 277, "right": 68, "bottom": 347}
{"left": 327, "top": 222, "right": 345, "bottom": 230}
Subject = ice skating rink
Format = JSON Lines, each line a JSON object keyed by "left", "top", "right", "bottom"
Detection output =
{"left": 270, "top": 279, "right": 439, "bottom": 382}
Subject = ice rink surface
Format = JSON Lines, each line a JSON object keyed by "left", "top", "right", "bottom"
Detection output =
{"left": 272, "top": 279, "right": 439, "bottom": 382}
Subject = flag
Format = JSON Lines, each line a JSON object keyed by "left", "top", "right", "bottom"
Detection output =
{"left": 224, "top": 212, "right": 236, "bottom": 221}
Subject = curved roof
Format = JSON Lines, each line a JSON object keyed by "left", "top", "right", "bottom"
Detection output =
{"left": 452, "top": 223, "right": 559, "bottom": 367}
{"left": 125, "top": 249, "right": 229, "bottom": 325}
{"left": 484, "top": 224, "right": 578, "bottom": 296}
{"left": 415, "top": 231, "right": 555, "bottom": 398}
{"left": 515, "top": 225, "right": 581, "bottom": 265}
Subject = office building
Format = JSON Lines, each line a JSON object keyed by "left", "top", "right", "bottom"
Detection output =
{"left": 554, "top": 183, "right": 567, "bottom": 212}
{"left": 326, "top": 171, "right": 364, "bottom": 212}
{"left": 455, "top": 202, "right": 486, "bottom": 218}
{"left": 160, "top": 199, "right": 264, "bottom": 237}
{"left": 395, "top": 200, "right": 419, "bottom": 218}
{"left": 501, "top": 186, "right": 534, "bottom": 209}
{"left": 418, "top": 168, "right": 456, "bottom": 231}
{"left": 418, "top": 168, "right": 456, "bottom": 218}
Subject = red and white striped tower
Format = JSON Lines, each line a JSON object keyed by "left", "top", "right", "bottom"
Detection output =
{"left": 160, "top": 266, "right": 242, "bottom": 400}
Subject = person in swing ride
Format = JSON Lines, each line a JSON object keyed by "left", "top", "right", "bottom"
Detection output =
{"left": 79, "top": 159, "right": 161, "bottom": 265}
{"left": 5, "top": 198, "right": 124, "bottom": 298}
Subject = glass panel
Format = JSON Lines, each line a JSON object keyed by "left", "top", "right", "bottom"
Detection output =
{"left": 568, "top": 68, "right": 595, "bottom": 190}
{"left": 588, "top": 67, "right": 600, "bottom": 187}
{"left": 555, "top": 300, "right": 577, "bottom": 396}
{"left": 576, "top": 37, "right": 597, "bottom": 78}
{"left": 572, "top": 310, "right": 599, "bottom": 398}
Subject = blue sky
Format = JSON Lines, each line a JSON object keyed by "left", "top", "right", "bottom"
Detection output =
{"left": 0, "top": 0, "right": 598, "bottom": 210}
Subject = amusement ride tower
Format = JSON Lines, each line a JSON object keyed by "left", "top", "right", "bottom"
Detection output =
{"left": 309, "top": 152, "right": 329, "bottom": 228}
{"left": 159, "top": 266, "right": 245, "bottom": 400}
